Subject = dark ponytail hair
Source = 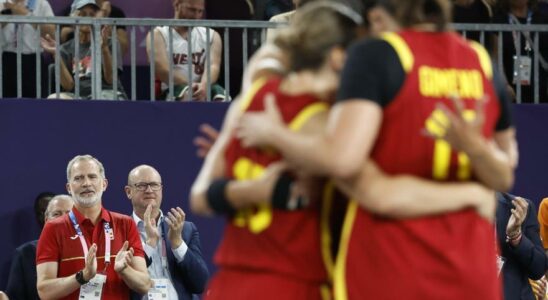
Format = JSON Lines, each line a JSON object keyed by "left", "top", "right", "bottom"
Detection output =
{"left": 388, "top": 0, "right": 451, "bottom": 31}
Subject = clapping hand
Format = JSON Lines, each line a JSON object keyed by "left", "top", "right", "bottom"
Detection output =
{"left": 144, "top": 204, "right": 160, "bottom": 248}
{"left": 40, "top": 34, "right": 57, "bottom": 55}
{"left": 165, "top": 207, "right": 185, "bottom": 249}
{"left": 506, "top": 197, "right": 528, "bottom": 238}
{"left": 114, "top": 241, "right": 134, "bottom": 273}
{"left": 83, "top": 243, "right": 98, "bottom": 281}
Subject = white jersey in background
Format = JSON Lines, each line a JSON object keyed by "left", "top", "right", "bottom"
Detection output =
{"left": 156, "top": 26, "right": 214, "bottom": 90}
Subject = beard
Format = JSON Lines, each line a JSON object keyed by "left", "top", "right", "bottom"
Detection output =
{"left": 73, "top": 190, "right": 102, "bottom": 208}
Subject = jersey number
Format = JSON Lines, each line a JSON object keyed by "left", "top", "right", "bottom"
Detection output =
{"left": 231, "top": 158, "right": 273, "bottom": 234}
{"left": 425, "top": 108, "right": 476, "bottom": 180}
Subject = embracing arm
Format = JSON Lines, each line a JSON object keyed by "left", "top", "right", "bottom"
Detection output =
{"left": 238, "top": 99, "right": 382, "bottom": 180}
{"left": 337, "top": 161, "right": 495, "bottom": 220}
{"left": 464, "top": 127, "right": 517, "bottom": 191}
{"left": 190, "top": 98, "right": 240, "bottom": 215}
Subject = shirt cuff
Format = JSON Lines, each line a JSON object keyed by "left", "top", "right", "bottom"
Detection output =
{"left": 171, "top": 241, "right": 188, "bottom": 263}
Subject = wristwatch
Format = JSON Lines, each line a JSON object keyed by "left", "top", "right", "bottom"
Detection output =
{"left": 75, "top": 270, "right": 89, "bottom": 285}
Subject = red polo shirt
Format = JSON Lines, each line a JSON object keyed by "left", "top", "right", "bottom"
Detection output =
{"left": 37, "top": 206, "right": 145, "bottom": 300}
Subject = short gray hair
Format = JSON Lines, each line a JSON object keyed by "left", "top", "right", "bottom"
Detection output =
{"left": 66, "top": 154, "right": 106, "bottom": 181}
{"left": 45, "top": 194, "right": 73, "bottom": 219}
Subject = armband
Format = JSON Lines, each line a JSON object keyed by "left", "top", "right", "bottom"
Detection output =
{"left": 206, "top": 179, "right": 236, "bottom": 215}
{"left": 271, "top": 173, "right": 307, "bottom": 210}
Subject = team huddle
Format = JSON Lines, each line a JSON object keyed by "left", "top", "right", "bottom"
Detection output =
{"left": 190, "top": 0, "right": 518, "bottom": 299}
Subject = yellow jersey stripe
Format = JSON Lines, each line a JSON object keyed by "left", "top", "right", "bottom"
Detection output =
{"left": 381, "top": 32, "right": 414, "bottom": 73}
{"left": 288, "top": 102, "right": 329, "bottom": 131}
{"left": 333, "top": 201, "right": 359, "bottom": 300}
{"left": 320, "top": 181, "right": 336, "bottom": 280}
{"left": 469, "top": 41, "right": 493, "bottom": 79}
{"left": 240, "top": 77, "right": 269, "bottom": 112}
{"left": 320, "top": 283, "right": 333, "bottom": 300}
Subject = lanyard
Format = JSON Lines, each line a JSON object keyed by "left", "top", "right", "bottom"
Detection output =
{"left": 159, "top": 216, "right": 169, "bottom": 275}
{"left": 69, "top": 211, "right": 112, "bottom": 273}
{"left": 509, "top": 11, "right": 533, "bottom": 53}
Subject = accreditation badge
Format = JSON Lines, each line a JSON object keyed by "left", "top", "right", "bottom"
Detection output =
{"left": 148, "top": 278, "right": 169, "bottom": 300}
{"left": 513, "top": 55, "right": 532, "bottom": 86}
{"left": 79, "top": 273, "right": 107, "bottom": 300}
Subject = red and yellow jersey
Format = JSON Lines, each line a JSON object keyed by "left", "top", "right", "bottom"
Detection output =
{"left": 335, "top": 31, "right": 502, "bottom": 300}
{"left": 217, "top": 77, "right": 333, "bottom": 284}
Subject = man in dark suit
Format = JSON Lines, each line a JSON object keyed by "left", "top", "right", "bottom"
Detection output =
{"left": 126, "top": 165, "right": 209, "bottom": 300}
{"left": 496, "top": 192, "right": 548, "bottom": 300}
{"left": 6, "top": 194, "right": 73, "bottom": 300}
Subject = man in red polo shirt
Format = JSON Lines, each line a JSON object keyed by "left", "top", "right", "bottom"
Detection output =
{"left": 36, "top": 154, "right": 152, "bottom": 300}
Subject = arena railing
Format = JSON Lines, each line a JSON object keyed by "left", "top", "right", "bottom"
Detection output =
{"left": 453, "top": 23, "right": 548, "bottom": 104}
{"left": 0, "top": 16, "right": 547, "bottom": 103}
{"left": 0, "top": 16, "right": 282, "bottom": 101}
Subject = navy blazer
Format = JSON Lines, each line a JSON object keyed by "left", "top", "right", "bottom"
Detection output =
{"left": 496, "top": 192, "right": 548, "bottom": 300}
{"left": 131, "top": 220, "right": 209, "bottom": 300}
{"left": 6, "top": 240, "right": 40, "bottom": 300}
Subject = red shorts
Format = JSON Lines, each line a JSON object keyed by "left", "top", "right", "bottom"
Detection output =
{"left": 204, "top": 268, "right": 330, "bottom": 300}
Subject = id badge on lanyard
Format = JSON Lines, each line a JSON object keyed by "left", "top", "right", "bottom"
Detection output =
{"left": 79, "top": 274, "right": 107, "bottom": 300}
{"left": 513, "top": 55, "right": 532, "bottom": 85}
{"left": 69, "top": 211, "right": 112, "bottom": 299}
{"left": 510, "top": 12, "right": 533, "bottom": 86}
{"left": 148, "top": 278, "right": 169, "bottom": 300}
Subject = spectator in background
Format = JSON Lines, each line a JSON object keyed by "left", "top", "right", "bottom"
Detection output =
{"left": 453, "top": 0, "right": 493, "bottom": 47}
{"left": 60, "top": 0, "right": 128, "bottom": 55}
{"left": 6, "top": 195, "right": 73, "bottom": 300}
{"left": 36, "top": 154, "right": 151, "bottom": 299}
{"left": 33, "top": 191, "right": 55, "bottom": 228}
{"left": 126, "top": 165, "right": 208, "bottom": 300}
{"left": 41, "top": 0, "right": 128, "bottom": 99}
{"left": 492, "top": 0, "right": 548, "bottom": 103}
{"left": 496, "top": 192, "right": 548, "bottom": 300}
{"left": 0, "top": 0, "right": 55, "bottom": 98}
{"left": 0, "top": 292, "right": 8, "bottom": 300}
{"left": 146, "top": 0, "right": 225, "bottom": 101}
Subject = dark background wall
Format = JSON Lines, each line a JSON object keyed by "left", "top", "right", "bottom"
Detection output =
{"left": 0, "top": 99, "right": 228, "bottom": 289}
{"left": 0, "top": 100, "right": 546, "bottom": 290}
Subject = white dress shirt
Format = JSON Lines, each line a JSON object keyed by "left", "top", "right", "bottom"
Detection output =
{"left": 0, "top": 0, "right": 54, "bottom": 53}
{"left": 133, "top": 211, "right": 189, "bottom": 300}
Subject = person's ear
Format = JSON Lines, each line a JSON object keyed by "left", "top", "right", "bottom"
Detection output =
{"left": 125, "top": 186, "right": 132, "bottom": 199}
{"left": 329, "top": 46, "right": 347, "bottom": 71}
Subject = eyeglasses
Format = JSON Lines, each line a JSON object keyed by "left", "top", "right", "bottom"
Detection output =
{"left": 132, "top": 182, "right": 162, "bottom": 191}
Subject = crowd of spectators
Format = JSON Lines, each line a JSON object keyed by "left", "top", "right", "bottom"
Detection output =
{"left": 0, "top": 0, "right": 547, "bottom": 102}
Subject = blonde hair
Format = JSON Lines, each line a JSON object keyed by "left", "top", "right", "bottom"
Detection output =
{"left": 273, "top": 1, "right": 362, "bottom": 72}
